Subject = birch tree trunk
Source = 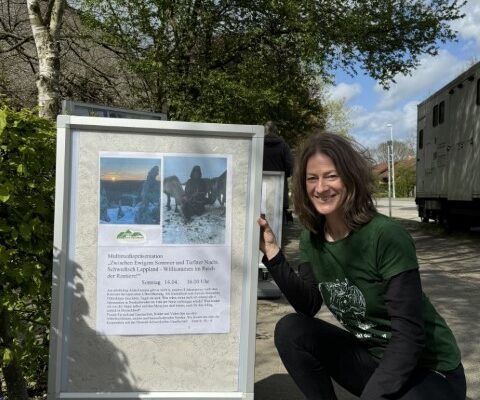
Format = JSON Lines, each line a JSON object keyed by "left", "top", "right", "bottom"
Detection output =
{"left": 26, "top": 0, "right": 65, "bottom": 119}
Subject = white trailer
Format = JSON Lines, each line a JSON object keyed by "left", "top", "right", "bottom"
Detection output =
{"left": 416, "top": 62, "right": 480, "bottom": 229}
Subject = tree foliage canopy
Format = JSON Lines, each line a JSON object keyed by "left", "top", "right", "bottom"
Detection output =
{"left": 78, "top": 0, "right": 325, "bottom": 141}
{"left": 372, "top": 139, "right": 416, "bottom": 164}
{"left": 0, "top": 0, "right": 467, "bottom": 137}
{"left": 76, "top": 0, "right": 465, "bottom": 142}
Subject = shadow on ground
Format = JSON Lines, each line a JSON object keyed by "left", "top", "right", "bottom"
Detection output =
{"left": 254, "top": 374, "right": 303, "bottom": 400}
{"left": 255, "top": 374, "right": 358, "bottom": 400}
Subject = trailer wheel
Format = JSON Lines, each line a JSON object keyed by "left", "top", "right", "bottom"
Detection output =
{"left": 419, "top": 207, "right": 429, "bottom": 223}
{"left": 439, "top": 208, "right": 450, "bottom": 230}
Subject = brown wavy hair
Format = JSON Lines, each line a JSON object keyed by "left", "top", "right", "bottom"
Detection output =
{"left": 292, "top": 131, "right": 376, "bottom": 233}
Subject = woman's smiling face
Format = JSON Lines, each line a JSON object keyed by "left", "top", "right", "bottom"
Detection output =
{"left": 305, "top": 152, "right": 346, "bottom": 218}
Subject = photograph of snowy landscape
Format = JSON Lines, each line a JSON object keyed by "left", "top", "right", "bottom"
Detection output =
{"left": 162, "top": 155, "right": 228, "bottom": 245}
{"left": 99, "top": 157, "right": 161, "bottom": 225}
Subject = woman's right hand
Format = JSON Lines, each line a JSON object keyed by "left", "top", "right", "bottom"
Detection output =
{"left": 257, "top": 215, "right": 280, "bottom": 261}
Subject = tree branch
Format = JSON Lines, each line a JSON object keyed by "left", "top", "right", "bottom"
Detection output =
{"left": 45, "top": 0, "right": 56, "bottom": 26}
{"left": 49, "top": 0, "right": 65, "bottom": 37}
{"left": 66, "top": 40, "right": 118, "bottom": 87}
{"left": 0, "top": 31, "right": 32, "bottom": 41}
{"left": 0, "top": 35, "right": 33, "bottom": 53}
{"left": 26, "top": 0, "right": 45, "bottom": 30}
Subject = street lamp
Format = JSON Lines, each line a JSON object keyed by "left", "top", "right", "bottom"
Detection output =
{"left": 387, "top": 123, "right": 396, "bottom": 198}
{"left": 387, "top": 140, "right": 392, "bottom": 217}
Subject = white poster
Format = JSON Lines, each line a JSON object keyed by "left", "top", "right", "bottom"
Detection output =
{"left": 97, "top": 152, "right": 231, "bottom": 335}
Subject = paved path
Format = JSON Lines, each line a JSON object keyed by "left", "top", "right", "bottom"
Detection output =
{"left": 375, "top": 197, "right": 418, "bottom": 220}
{"left": 254, "top": 204, "right": 479, "bottom": 400}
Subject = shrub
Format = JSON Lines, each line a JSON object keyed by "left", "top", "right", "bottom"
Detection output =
{"left": 0, "top": 105, "right": 55, "bottom": 398}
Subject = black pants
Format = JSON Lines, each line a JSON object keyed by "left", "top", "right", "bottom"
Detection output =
{"left": 274, "top": 314, "right": 466, "bottom": 400}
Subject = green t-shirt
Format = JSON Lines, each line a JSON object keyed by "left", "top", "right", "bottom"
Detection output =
{"left": 299, "top": 213, "right": 461, "bottom": 371}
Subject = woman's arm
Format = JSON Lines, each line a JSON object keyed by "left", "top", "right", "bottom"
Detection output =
{"left": 262, "top": 252, "right": 322, "bottom": 317}
{"left": 258, "top": 216, "right": 321, "bottom": 316}
{"left": 360, "top": 269, "right": 426, "bottom": 399}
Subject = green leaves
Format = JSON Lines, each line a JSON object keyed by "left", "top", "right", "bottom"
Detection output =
{"left": 2, "top": 348, "right": 13, "bottom": 365}
{"left": 77, "top": 0, "right": 329, "bottom": 141}
{"left": 0, "top": 109, "right": 7, "bottom": 137}
{"left": 0, "top": 183, "right": 11, "bottom": 202}
{"left": 76, "top": 0, "right": 464, "bottom": 143}
{"left": 0, "top": 105, "right": 55, "bottom": 396}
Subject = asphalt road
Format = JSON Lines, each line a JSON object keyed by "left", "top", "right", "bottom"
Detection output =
{"left": 375, "top": 197, "right": 419, "bottom": 220}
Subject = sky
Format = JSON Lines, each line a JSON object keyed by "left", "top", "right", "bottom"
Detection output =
{"left": 100, "top": 157, "right": 161, "bottom": 181}
{"left": 163, "top": 156, "right": 227, "bottom": 183}
{"left": 100, "top": 155, "right": 227, "bottom": 182}
{"left": 327, "top": 1, "right": 480, "bottom": 150}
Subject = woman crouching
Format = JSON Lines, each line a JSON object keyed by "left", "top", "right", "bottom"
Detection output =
{"left": 258, "top": 131, "right": 466, "bottom": 400}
